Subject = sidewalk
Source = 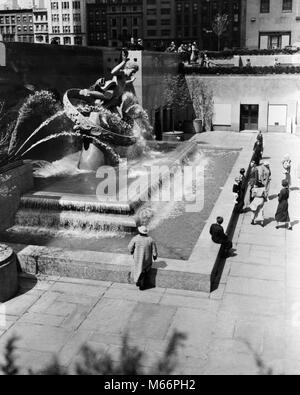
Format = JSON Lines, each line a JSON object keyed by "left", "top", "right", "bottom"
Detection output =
{"left": 0, "top": 132, "right": 299, "bottom": 375}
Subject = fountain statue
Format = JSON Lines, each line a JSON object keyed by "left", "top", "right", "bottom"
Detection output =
{"left": 3, "top": 49, "right": 152, "bottom": 171}
{"left": 63, "top": 49, "right": 142, "bottom": 171}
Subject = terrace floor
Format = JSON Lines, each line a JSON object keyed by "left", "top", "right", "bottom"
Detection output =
{"left": 0, "top": 131, "right": 299, "bottom": 375}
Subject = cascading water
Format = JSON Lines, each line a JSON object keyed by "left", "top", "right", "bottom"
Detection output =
{"left": 3, "top": 81, "right": 202, "bottom": 250}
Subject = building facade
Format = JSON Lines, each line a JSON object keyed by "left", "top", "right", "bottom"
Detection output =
{"left": 0, "top": 8, "right": 34, "bottom": 43}
{"left": 33, "top": 8, "right": 48, "bottom": 43}
{"left": 86, "top": 0, "right": 108, "bottom": 47}
{"left": 244, "top": 0, "right": 300, "bottom": 49}
{"left": 45, "top": 0, "right": 87, "bottom": 46}
{"left": 106, "top": 0, "right": 143, "bottom": 48}
{"left": 142, "top": 0, "right": 175, "bottom": 50}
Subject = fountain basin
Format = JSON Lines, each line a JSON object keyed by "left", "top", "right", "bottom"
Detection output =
{"left": 0, "top": 136, "right": 256, "bottom": 292}
{"left": 162, "top": 131, "right": 184, "bottom": 142}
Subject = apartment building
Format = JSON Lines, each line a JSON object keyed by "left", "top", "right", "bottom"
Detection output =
{"left": 0, "top": 8, "right": 34, "bottom": 42}
{"left": 45, "top": 0, "right": 87, "bottom": 45}
{"left": 243, "top": 0, "right": 300, "bottom": 49}
{"left": 33, "top": 7, "right": 48, "bottom": 43}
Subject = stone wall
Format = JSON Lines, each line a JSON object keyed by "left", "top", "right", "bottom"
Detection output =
{"left": 0, "top": 162, "right": 33, "bottom": 232}
{"left": 185, "top": 74, "right": 300, "bottom": 133}
{"left": 245, "top": 0, "right": 300, "bottom": 49}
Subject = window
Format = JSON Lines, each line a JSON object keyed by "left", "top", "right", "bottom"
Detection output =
{"left": 62, "top": 2, "right": 69, "bottom": 10}
{"left": 73, "top": 1, "right": 80, "bottom": 9}
{"left": 259, "top": 32, "right": 291, "bottom": 49}
{"left": 260, "top": 0, "right": 270, "bottom": 13}
{"left": 74, "top": 36, "right": 82, "bottom": 45}
{"left": 63, "top": 37, "right": 71, "bottom": 45}
{"left": 73, "top": 13, "right": 81, "bottom": 22}
{"left": 74, "top": 25, "right": 81, "bottom": 33}
{"left": 62, "top": 14, "right": 70, "bottom": 22}
{"left": 268, "top": 105, "right": 287, "bottom": 127}
{"left": 282, "top": 0, "right": 292, "bottom": 12}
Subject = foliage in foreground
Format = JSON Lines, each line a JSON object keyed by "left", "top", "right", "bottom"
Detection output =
{"left": 0, "top": 332, "right": 186, "bottom": 375}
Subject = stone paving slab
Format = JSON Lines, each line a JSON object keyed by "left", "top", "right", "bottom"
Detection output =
{"left": 79, "top": 298, "right": 138, "bottom": 333}
{"left": 126, "top": 303, "right": 177, "bottom": 341}
{"left": 229, "top": 262, "right": 284, "bottom": 281}
{"left": 0, "top": 322, "right": 71, "bottom": 354}
{"left": 225, "top": 276, "right": 285, "bottom": 300}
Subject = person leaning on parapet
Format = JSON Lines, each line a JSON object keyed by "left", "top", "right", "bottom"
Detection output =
{"left": 165, "top": 41, "right": 177, "bottom": 53}
{"left": 128, "top": 37, "right": 138, "bottom": 50}
{"left": 128, "top": 226, "right": 158, "bottom": 291}
{"left": 209, "top": 217, "right": 233, "bottom": 257}
{"left": 137, "top": 38, "right": 144, "bottom": 50}
{"left": 245, "top": 58, "right": 252, "bottom": 67}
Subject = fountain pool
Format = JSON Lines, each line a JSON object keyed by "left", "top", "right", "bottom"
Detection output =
{"left": 1, "top": 143, "right": 239, "bottom": 261}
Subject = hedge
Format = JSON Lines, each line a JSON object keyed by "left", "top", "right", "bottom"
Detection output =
{"left": 204, "top": 48, "right": 300, "bottom": 59}
{"left": 182, "top": 65, "right": 300, "bottom": 75}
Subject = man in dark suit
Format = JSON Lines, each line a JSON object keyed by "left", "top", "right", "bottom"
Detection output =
{"left": 210, "top": 217, "right": 233, "bottom": 254}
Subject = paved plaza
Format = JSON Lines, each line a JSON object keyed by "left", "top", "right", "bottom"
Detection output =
{"left": 0, "top": 132, "right": 299, "bottom": 375}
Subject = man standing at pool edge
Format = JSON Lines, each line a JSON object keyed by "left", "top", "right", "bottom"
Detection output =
{"left": 128, "top": 226, "right": 158, "bottom": 291}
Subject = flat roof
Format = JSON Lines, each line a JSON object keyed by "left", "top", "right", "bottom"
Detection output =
{"left": 0, "top": 9, "right": 33, "bottom": 15}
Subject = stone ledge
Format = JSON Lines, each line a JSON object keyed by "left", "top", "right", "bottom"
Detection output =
{"left": 188, "top": 135, "right": 255, "bottom": 289}
{"left": 16, "top": 244, "right": 211, "bottom": 292}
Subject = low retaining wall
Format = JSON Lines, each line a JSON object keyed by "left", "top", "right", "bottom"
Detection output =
{"left": 0, "top": 161, "right": 33, "bottom": 232}
{"left": 0, "top": 244, "right": 18, "bottom": 302}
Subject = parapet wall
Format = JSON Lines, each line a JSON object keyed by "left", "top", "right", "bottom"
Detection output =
{"left": 0, "top": 42, "right": 179, "bottom": 118}
{"left": 0, "top": 162, "right": 33, "bottom": 232}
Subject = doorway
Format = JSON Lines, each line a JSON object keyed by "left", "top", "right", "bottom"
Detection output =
{"left": 240, "top": 104, "right": 259, "bottom": 131}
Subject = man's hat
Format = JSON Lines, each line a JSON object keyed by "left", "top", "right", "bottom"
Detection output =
{"left": 138, "top": 226, "right": 148, "bottom": 235}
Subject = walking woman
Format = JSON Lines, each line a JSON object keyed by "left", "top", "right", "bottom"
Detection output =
{"left": 275, "top": 179, "right": 292, "bottom": 230}
{"left": 249, "top": 187, "right": 267, "bottom": 227}
{"left": 252, "top": 139, "right": 263, "bottom": 166}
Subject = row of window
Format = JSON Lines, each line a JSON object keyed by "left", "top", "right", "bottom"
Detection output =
{"left": 110, "top": 28, "right": 171, "bottom": 38}
{"left": 0, "top": 15, "right": 32, "bottom": 24}
{"left": 0, "top": 25, "right": 33, "bottom": 32}
{"left": 51, "top": 13, "right": 81, "bottom": 22}
{"left": 260, "top": 0, "right": 293, "bottom": 13}
{"left": 0, "top": 26, "right": 33, "bottom": 33}
{"left": 52, "top": 25, "right": 82, "bottom": 33}
{"left": 51, "top": 1, "right": 81, "bottom": 10}
{"left": 51, "top": 36, "right": 83, "bottom": 45}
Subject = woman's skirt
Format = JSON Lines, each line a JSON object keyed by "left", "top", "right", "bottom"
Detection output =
{"left": 275, "top": 201, "right": 290, "bottom": 223}
{"left": 250, "top": 197, "right": 265, "bottom": 221}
